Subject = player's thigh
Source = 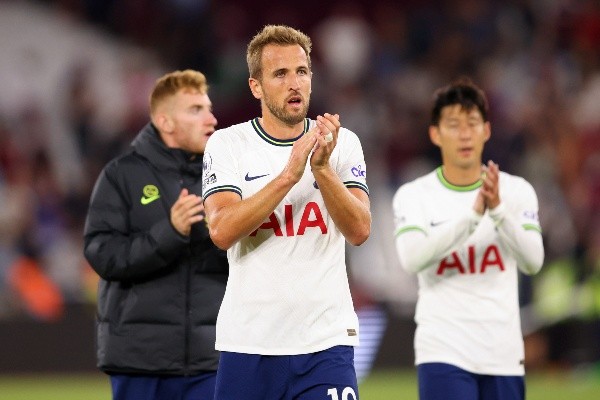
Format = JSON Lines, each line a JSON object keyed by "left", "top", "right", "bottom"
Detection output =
{"left": 111, "top": 373, "right": 217, "bottom": 400}
{"left": 183, "top": 371, "right": 217, "bottom": 400}
{"left": 214, "top": 352, "right": 287, "bottom": 400}
{"left": 293, "top": 346, "right": 359, "bottom": 400}
{"left": 417, "top": 362, "right": 478, "bottom": 400}
{"left": 479, "top": 374, "right": 524, "bottom": 400}
{"left": 110, "top": 374, "right": 161, "bottom": 400}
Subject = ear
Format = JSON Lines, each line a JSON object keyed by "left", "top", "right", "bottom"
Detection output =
{"left": 483, "top": 121, "right": 491, "bottom": 143}
{"left": 154, "top": 112, "right": 174, "bottom": 134}
{"left": 429, "top": 125, "right": 441, "bottom": 147}
{"left": 249, "top": 78, "right": 262, "bottom": 100}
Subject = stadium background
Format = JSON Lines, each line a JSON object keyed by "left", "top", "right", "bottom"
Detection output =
{"left": 0, "top": 0, "right": 599, "bottom": 394}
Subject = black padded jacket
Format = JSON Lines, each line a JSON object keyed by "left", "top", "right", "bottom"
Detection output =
{"left": 83, "top": 123, "right": 228, "bottom": 375}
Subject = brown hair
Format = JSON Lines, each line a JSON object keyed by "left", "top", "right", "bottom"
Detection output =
{"left": 150, "top": 69, "right": 208, "bottom": 115}
{"left": 246, "top": 25, "right": 312, "bottom": 80}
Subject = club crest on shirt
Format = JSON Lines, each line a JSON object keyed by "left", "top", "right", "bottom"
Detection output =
{"left": 203, "top": 153, "right": 212, "bottom": 173}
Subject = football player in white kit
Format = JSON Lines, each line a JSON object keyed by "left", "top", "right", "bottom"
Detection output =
{"left": 202, "top": 25, "right": 371, "bottom": 400}
{"left": 392, "top": 78, "right": 544, "bottom": 400}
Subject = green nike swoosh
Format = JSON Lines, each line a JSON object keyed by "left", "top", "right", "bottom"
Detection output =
{"left": 141, "top": 195, "right": 160, "bottom": 205}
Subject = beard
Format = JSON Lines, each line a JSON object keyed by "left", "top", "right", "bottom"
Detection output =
{"left": 264, "top": 92, "right": 310, "bottom": 126}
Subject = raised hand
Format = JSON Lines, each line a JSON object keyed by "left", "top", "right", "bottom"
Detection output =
{"left": 170, "top": 188, "right": 205, "bottom": 236}
{"left": 280, "top": 125, "right": 319, "bottom": 184}
{"left": 480, "top": 160, "right": 500, "bottom": 210}
{"left": 311, "top": 113, "right": 340, "bottom": 170}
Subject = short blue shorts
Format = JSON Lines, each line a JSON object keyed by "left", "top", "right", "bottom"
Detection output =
{"left": 417, "top": 362, "right": 524, "bottom": 400}
{"left": 110, "top": 371, "right": 217, "bottom": 400}
{"left": 214, "top": 345, "right": 359, "bottom": 400}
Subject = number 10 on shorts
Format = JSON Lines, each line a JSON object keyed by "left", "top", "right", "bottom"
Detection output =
{"left": 327, "top": 387, "right": 357, "bottom": 400}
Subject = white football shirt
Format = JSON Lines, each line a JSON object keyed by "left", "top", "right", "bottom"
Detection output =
{"left": 203, "top": 118, "right": 369, "bottom": 355}
{"left": 393, "top": 167, "right": 544, "bottom": 375}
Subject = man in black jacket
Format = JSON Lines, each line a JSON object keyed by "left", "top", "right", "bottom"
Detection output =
{"left": 84, "top": 69, "right": 228, "bottom": 400}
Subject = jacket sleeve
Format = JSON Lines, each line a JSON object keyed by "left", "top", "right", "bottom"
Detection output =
{"left": 83, "top": 164, "right": 188, "bottom": 281}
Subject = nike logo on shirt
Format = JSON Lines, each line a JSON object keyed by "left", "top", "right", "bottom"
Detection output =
{"left": 245, "top": 172, "right": 269, "bottom": 181}
{"left": 430, "top": 220, "right": 447, "bottom": 227}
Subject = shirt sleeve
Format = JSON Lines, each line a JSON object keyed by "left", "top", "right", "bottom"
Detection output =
{"left": 335, "top": 128, "right": 369, "bottom": 195}
{"left": 202, "top": 130, "right": 242, "bottom": 200}
{"left": 488, "top": 179, "right": 544, "bottom": 275}
{"left": 392, "top": 183, "right": 482, "bottom": 274}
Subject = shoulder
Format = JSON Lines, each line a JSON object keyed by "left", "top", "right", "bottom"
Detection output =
{"left": 392, "top": 170, "right": 436, "bottom": 202}
{"left": 499, "top": 171, "right": 536, "bottom": 193}
{"left": 207, "top": 120, "right": 254, "bottom": 147}
{"left": 101, "top": 149, "right": 139, "bottom": 176}
{"left": 338, "top": 126, "right": 361, "bottom": 146}
{"left": 499, "top": 171, "right": 539, "bottom": 205}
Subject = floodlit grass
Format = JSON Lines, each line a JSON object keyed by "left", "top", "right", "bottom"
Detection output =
{"left": 0, "top": 373, "right": 110, "bottom": 400}
{"left": 359, "top": 368, "right": 600, "bottom": 400}
{"left": 0, "top": 368, "right": 599, "bottom": 399}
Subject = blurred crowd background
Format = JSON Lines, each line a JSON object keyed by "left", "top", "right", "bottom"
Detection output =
{"left": 0, "top": 0, "right": 599, "bottom": 374}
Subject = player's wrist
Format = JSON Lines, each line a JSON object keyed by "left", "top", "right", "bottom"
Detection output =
{"left": 488, "top": 202, "right": 506, "bottom": 225}
{"left": 311, "top": 164, "right": 334, "bottom": 175}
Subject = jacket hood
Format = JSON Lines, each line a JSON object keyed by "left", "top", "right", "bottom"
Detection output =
{"left": 131, "top": 123, "right": 203, "bottom": 175}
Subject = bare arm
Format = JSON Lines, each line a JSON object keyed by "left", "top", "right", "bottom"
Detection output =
{"left": 311, "top": 113, "right": 371, "bottom": 245}
{"left": 313, "top": 166, "right": 370, "bottom": 245}
{"left": 204, "top": 128, "right": 319, "bottom": 250}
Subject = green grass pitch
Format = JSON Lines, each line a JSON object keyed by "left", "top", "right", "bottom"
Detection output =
{"left": 0, "top": 368, "right": 598, "bottom": 399}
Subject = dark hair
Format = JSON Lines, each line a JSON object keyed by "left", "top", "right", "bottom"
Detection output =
{"left": 430, "top": 77, "right": 489, "bottom": 126}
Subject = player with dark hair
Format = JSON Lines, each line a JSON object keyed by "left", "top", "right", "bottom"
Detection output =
{"left": 392, "top": 77, "right": 544, "bottom": 400}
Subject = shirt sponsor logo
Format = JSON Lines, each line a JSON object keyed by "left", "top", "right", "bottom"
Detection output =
{"left": 347, "top": 329, "right": 357, "bottom": 336}
{"left": 437, "top": 245, "right": 505, "bottom": 275}
{"left": 523, "top": 210, "right": 538, "bottom": 221}
{"left": 351, "top": 164, "right": 366, "bottom": 178}
{"left": 250, "top": 202, "right": 327, "bottom": 237}
{"left": 141, "top": 184, "right": 160, "bottom": 205}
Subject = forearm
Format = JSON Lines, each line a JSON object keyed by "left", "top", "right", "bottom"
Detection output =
{"left": 207, "top": 172, "right": 297, "bottom": 249}
{"left": 395, "top": 210, "right": 481, "bottom": 273}
{"left": 489, "top": 203, "right": 544, "bottom": 275}
{"left": 313, "top": 165, "right": 370, "bottom": 246}
{"left": 84, "top": 219, "right": 187, "bottom": 281}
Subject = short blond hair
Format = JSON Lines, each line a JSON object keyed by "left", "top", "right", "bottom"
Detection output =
{"left": 246, "top": 25, "right": 312, "bottom": 80}
{"left": 150, "top": 69, "right": 208, "bottom": 115}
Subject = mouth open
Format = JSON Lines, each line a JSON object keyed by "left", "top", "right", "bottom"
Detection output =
{"left": 288, "top": 95, "right": 302, "bottom": 106}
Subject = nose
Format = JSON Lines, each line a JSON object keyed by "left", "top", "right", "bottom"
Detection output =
{"left": 288, "top": 73, "right": 301, "bottom": 90}
{"left": 458, "top": 123, "right": 473, "bottom": 139}
{"left": 208, "top": 111, "right": 217, "bottom": 127}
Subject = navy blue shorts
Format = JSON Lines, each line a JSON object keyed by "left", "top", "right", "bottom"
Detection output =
{"left": 109, "top": 371, "right": 216, "bottom": 400}
{"left": 214, "top": 345, "right": 359, "bottom": 400}
{"left": 417, "top": 362, "right": 525, "bottom": 400}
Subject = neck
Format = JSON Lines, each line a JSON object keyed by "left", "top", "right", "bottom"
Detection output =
{"left": 441, "top": 164, "right": 482, "bottom": 186}
{"left": 259, "top": 113, "right": 305, "bottom": 140}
